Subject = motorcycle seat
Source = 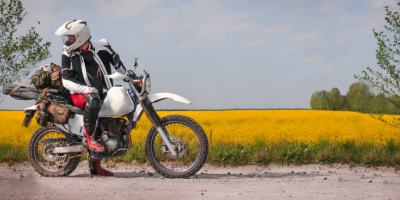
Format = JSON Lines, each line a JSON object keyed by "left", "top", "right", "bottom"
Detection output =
{"left": 66, "top": 104, "right": 84, "bottom": 115}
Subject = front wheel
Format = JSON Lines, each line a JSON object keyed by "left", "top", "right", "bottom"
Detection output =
{"left": 145, "top": 115, "right": 208, "bottom": 178}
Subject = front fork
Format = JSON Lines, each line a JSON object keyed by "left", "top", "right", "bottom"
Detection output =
{"left": 140, "top": 97, "right": 178, "bottom": 156}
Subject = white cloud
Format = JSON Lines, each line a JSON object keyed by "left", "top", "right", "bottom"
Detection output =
{"left": 252, "top": 25, "right": 290, "bottom": 35}
{"left": 318, "top": 39, "right": 344, "bottom": 47}
{"left": 195, "top": 22, "right": 261, "bottom": 35}
{"left": 319, "top": 64, "right": 335, "bottom": 71}
{"left": 370, "top": 1, "right": 398, "bottom": 9}
{"left": 143, "top": 17, "right": 191, "bottom": 33}
{"left": 170, "top": 0, "right": 224, "bottom": 19}
{"left": 91, "top": 0, "right": 164, "bottom": 19}
{"left": 339, "top": 28, "right": 372, "bottom": 38}
{"left": 146, "top": 1, "right": 265, "bottom": 41}
{"left": 317, "top": 27, "right": 373, "bottom": 48}
{"left": 128, "top": 41, "right": 161, "bottom": 51}
{"left": 207, "top": 33, "right": 236, "bottom": 41}
{"left": 183, "top": 0, "right": 221, "bottom": 13}
{"left": 342, "top": 54, "right": 358, "bottom": 62}
{"left": 287, "top": 31, "right": 319, "bottom": 41}
{"left": 175, "top": 40, "right": 203, "bottom": 49}
{"left": 202, "top": 13, "right": 254, "bottom": 24}
{"left": 21, "top": 0, "right": 60, "bottom": 33}
{"left": 143, "top": 0, "right": 289, "bottom": 46}
{"left": 148, "top": 32, "right": 177, "bottom": 42}
{"left": 314, "top": 2, "right": 340, "bottom": 12}
{"left": 357, "top": 27, "right": 374, "bottom": 34}
{"left": 298, "top": 55, "right": 323, "bottom": 63}
{"left": 239, "top": 39, "right": 271, "bottom": 48}
{"left": 278, "top": 46, "right": 301, "bottom": 55}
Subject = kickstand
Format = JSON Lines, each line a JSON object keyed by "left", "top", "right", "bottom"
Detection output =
{"left": 87, "top": 152, "right": 93, "bottom": 178}
{"left": 85, "top": 136, "right": 93, "bottom": 178}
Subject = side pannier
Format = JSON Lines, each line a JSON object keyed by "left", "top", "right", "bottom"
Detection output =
{"left": 36, "top": 99, "right": 71, "bottom": 126}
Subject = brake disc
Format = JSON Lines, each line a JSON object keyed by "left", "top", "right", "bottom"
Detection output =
{"left": 160, "top": 136, "right": 187, "bottom": 159}
{"left": 41, "top": 143, "right": 57, "bottom": 162}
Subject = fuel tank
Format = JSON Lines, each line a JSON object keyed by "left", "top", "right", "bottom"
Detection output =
{"left": 98, "top": 86, "right": 135, "bottom": 117}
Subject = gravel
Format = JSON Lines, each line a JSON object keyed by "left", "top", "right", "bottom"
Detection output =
{"left": 0, "top": 162, "right": 399, "bottom": 199}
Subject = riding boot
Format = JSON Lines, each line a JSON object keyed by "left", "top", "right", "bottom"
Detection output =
{"left": 90, "top": 158, "right": 114, "bottom": 176}
{"left": 84, "top": 127, "right": 105, "bottom": 153}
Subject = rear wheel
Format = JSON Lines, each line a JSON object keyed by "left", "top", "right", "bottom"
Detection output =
{"left": 145, "top": 115, "right": 208, "bottom": 178}
{"left": 28, "top": 124, "right": 81, "bottom": 177}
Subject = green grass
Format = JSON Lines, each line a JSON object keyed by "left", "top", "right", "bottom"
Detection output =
{"left": 0, "top": 144, "right": 28, "bottom": 165}
{"left": 248, "top": 139, "right": 400, "bottom": 168}
{"left": 105, "top": 142, "right": 147, "bottom": 163}
{"left": 2, "top": 140, "right": 400, "bottom": 168}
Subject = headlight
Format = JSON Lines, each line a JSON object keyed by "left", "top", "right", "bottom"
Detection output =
{"left": 145, "top": 76, "right": 151, "bottom": 94}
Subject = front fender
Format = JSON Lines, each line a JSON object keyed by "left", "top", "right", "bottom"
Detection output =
{"left": 133, "top": 93, "right": 191, "bottom": 121}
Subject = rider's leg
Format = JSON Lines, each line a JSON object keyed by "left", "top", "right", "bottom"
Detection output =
{"left": 90, "top": 158, "right": 114, "bottom": 176}
{"left": 71, "top": 93, "right": 105, "bottom": 152}
{"left": 83, "top": 93, "right": 105, "bottom": 152}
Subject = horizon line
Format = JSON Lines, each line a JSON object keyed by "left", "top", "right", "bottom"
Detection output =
{"left": 0, "top": 108, "right": 312, "bottom": 111}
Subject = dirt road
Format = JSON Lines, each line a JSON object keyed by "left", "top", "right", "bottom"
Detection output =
{"left": 0, "top": 162, "right": 399, "bottom": 200}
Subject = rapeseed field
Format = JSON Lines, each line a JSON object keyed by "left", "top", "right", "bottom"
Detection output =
{"left": 0, "top": 111, "right": 39, "bottom": 147}
{"left": 1, "top": 110, "right": 400, "bottom": 147}
{"left": 1, "top": 110, "right": 400, "bottom": 166}
{"left": 133, "top": 110, "right": 400, "bottom": 145}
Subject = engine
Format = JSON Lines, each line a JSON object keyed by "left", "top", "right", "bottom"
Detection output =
{"left": 96, "top": 118, "right": 128, "bottom": 153}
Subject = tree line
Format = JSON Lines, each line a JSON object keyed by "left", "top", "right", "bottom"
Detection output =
{"left": 310, "top": 82, "right": 400, "bottom": 114}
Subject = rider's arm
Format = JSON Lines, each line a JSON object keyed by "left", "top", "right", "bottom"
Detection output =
{"left": 61, "top": 52, "right": 91, "bottom": 94}
{"left": 101, "top": 39, "right": 127, "bottom": 75}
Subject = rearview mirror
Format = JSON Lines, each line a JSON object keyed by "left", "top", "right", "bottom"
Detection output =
{"left": 134, "top": 58, "right": 138, "bottom": 69}
{"left": 113, "top": 54, "right": 120, "bottom": 65}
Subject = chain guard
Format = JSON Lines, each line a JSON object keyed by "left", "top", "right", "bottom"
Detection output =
{"left": 39, "top": 138, "right": 68, "bottom": 143}
{"left": 55, "top": 154, "right": 67, "bottom": 165}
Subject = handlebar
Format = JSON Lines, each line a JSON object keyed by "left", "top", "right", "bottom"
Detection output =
{"left": 126, "top": 69, "right": 150, "bottom": 97}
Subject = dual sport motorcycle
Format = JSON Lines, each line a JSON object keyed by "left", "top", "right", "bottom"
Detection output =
{"left": 22, "top": 58, "right": 209, "bottom": 178}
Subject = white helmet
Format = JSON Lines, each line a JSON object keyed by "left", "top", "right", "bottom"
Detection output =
{"left": 55, "top": 20, "right": 91, "bottom": 53}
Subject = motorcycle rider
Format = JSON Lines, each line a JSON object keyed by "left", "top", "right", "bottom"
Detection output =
{"left": 55, "top": 20, "right": 128, "bottom": 176}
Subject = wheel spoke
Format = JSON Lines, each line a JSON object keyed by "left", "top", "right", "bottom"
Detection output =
{"left": 151, "top": 120, "right": 202, "bottom": 173}
{"left": 33, "top": 129, "right": 73, "bottom": 173}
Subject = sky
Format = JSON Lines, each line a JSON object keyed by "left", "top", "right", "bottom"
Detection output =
{"left": 0, "top": 0, "right": 398, "bottom": 110}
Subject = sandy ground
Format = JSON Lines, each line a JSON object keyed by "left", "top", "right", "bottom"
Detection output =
{"left": 0, "top": 162, "right": 399, "bottom": 200}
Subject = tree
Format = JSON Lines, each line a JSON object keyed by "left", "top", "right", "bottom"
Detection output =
{"left": 329, "top": 88, "right": 342, "bottom": 111}
{"left": 0, "top": 0, "right": 51, "bottom": 102}
{"left": 355, "top": 2, "right": 400, "bottom": 109}
{"left": 309, "top": 83, "right": 400, "bottom": 113}
{"left": 341, "top": 95, "right": 349, "bottom": 111}
{"left": 310, "top": 90, "right": 330, "bottom": 110}
{"left": 346, "top": 82, "right": 372, "bottom": 113}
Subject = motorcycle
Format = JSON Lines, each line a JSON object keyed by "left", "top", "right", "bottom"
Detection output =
{"left": 22, "top": 58, "right": 209, "bottom": 178}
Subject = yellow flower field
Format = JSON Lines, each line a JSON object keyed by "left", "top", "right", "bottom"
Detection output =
{"left": 1, "top": 110, "right": 399, "bottom": 148}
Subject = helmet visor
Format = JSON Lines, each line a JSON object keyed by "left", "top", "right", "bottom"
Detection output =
{"left": 62, "top": 35, "right": 76, "bottom": 46}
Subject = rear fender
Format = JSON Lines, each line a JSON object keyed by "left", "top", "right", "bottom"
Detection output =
{"left": 21, "top": 105, "right": 38, "bottom": 128}
{"left": 24, "top": 105, "right": 38, "bottom": 111}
